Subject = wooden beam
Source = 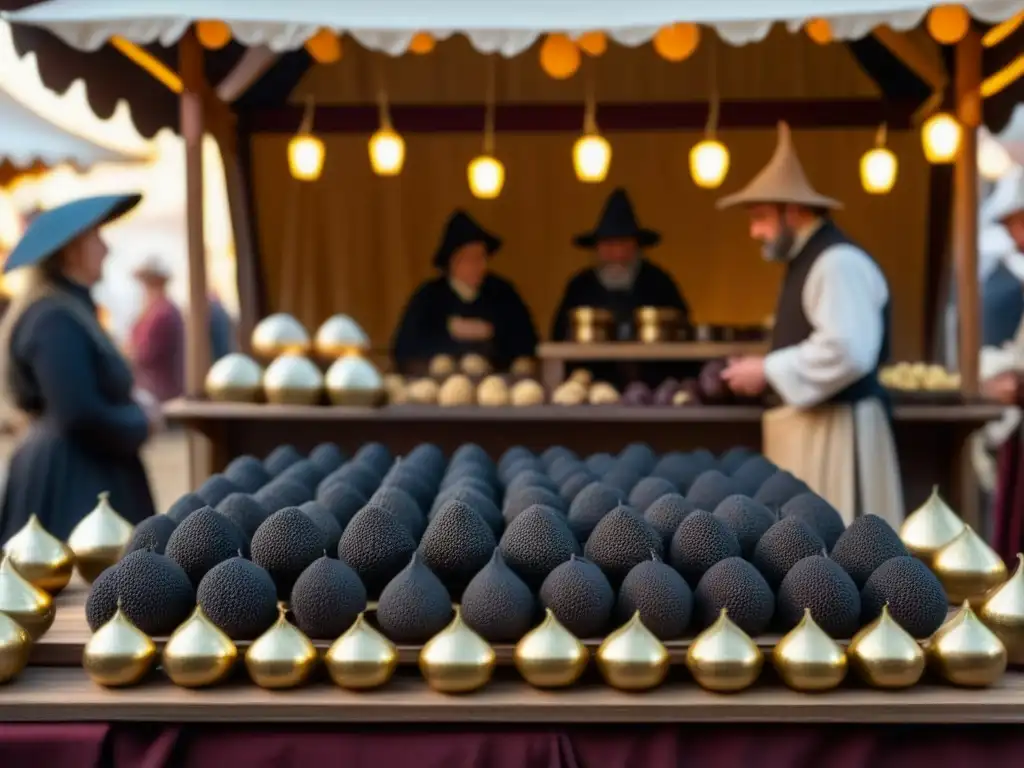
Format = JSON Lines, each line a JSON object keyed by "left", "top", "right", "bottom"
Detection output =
{"left": 110, "top": 36, "right": 183, "bottom": 94}
{"left": 241, "top": 99, "right": 922, "bottom": 135}
{"left": 871, "top": 26, "right": 949, "bottom": 97}
{"left": 954, "top": 30, "right": 982, "bottom": 398}
{"left": 215, "top": 46, "right": 279, "bottom": 104}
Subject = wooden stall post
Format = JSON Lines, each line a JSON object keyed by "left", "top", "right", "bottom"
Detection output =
{"left": 179, "top": 30, "right": 214, "bottom": 487}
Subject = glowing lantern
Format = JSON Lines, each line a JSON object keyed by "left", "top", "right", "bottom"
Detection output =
{"left": 578, "top": 31, "right": 608, "bottom": 57}
{"left": 921, "top": 113, "right": 962, "bottom": 163}
{"left": 409, "top": 32, "right": 436, "bottom": 54}
{"left": 540, "top": 34, "right": 581, "bottom": 79}
{"left": 196, "top": 20, "right": 231, "bottom": 50}
{"left": 369, "top": 129, "right": 406, "bottom": 176}
{"left": 653, "top": 23, "right": 700, "bottom": 62}
{"left": 860, "top": 148, "right": 898, "bottom": 194}
{"left": 689, "top": 139, "right": 730, "bottom": 189}
{"left": 573, "top": 133, "right": 611, "bottom": 183}
{"left": 305, "top": 30, "right": 342, "bottom": 64}
{"left": 804, "top": 19, "right": 833, "bottom": 45}
{"left": 288, "top": 134, "right": 326, "bottom": 181}
{"left": 927, "top": 5, "right": 971, "bottom": 45}
{"left": 468, "top": 156, "right": 505, "bottom": 199}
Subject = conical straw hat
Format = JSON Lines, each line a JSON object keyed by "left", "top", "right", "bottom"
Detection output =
{"left": 717, "top": 122, "right": 842, "bottom": 211}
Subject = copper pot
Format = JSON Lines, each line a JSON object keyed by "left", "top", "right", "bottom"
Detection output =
{"left": 635, "top": 307, "right": 682, "bottom": 343}
{"left": 570, "top": 307, "right": 614, "bottom": 343}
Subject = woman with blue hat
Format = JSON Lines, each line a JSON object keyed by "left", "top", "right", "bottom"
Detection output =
{"left": 0, "top": 193, "right": 161, "bottom": 545}
{"left": 391, "top": 209, "right": 539, "bottom": 374}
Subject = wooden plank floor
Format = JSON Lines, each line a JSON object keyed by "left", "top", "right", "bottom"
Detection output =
{"left": 1, "top": 666, "right": 1023, "bottom": 724}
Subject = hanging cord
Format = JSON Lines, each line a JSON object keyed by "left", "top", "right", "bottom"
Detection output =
{"left": 376, "top": 56, "right": 392, "bottom": 130}
{"left": 299, "top": 94, "right": 315, "bottom": 134}
{"left": 705, "top": 35, "right": 720, "bottom": 139}
{"left": 583, "top": 60, "right": 598, "bottom": 134}
{"left": 875, "top": 122, "right": 888, "bottom": 149}
{"left": 483, "top": 54, "right": 497, "bottom": 155}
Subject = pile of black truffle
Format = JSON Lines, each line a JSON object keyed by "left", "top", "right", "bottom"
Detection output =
{"left": 85, "top": 441, "right": 948, "bottom": 649}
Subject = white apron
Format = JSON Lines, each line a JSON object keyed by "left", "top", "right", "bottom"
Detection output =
{"left": 762, "top": 399, "right": 903, "bottom": 527}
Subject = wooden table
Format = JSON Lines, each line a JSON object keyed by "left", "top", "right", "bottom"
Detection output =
{"left": 536, "top": 342, "right": 770, "bottom": 391}
{"left": 163, "top": 401, "right": 1003, "bottom": 526}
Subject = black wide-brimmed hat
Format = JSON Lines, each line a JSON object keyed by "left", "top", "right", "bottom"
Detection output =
{"left": 573, "top": 188, "right": 661, "bottom": 249}
{"left": 432, "top": 210, "right": 502, "bottom": 269}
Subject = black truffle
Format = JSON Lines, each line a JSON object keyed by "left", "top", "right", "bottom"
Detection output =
{"left": 336, "top": 503, "right": 417, "bottom": 597}
{"left": 752, "top": 517, "right": 826, "bottom": 590}
{"left": 224, "top": 455, "right": 271, "bottom": 493}
{"left": 583, "top": 505, "right": 663, "bottom": 587}
{"left": 85, "top": 550, "right": 194, "bottom": 635}
{"left": 644, "top": 493, "right": 697, "bottom": 547}
{"left": 263, "top": 444, "right": 303, "bottom": 476}
{"left": 250, "top": 507, "right": 327, "bottom": 598}
{"left": 669, "top": 510, "right": 741, "bottom": 588}
{"left": 166, "top": 493, "right": 206, "bottom": 525}
{"left": 781, "top": 492, "right": 846, "bottom": 551}
{"left": 253, "top": 477, "right": 311, "bottom": 513}
{"left": 686, "top": 470, "right": 742, "bottom": 512}
{"left": 316, "top": 482, "right": 367, "bottom": 529}
{"left": 196, "top": 474, "right": 240, "bottom": 507}
{"left": 618, "top": 443, "right": 657, "bottom": 475}
{"left": 165, "top": 506, "right": 248, "bottom": 587}
{"left": 713, "top": 494, "right": 777, "bottom": 560}
{"left": 502, "top": 486, "right": 565, "bottom": 525}
{"left": 375, "top": 553, "right": 453, "bottom": 644}
{"left": 417, "top": 500, "right": 497, "bottom": 595}
{"left": 694, "top": 557, "right": 775, "bottom": 635}
{"left": 308, "top": 442, "right": 346, "bottom": 475}
{"left": 539, "top": 554, "right": 614, "bottom": 638}
{"left": 319, "top": 462, "right": 380, "bottom": 500}
{"left": 627, "top": 476, "right": 678, "bottom": 514}
{"left": 777, "top": 554, "right": 861, "bottom": 638}
{"left": 460, "top": 549, "right": 535, "bottom": 643}
{"left": 650, "top": 453, "right": 701, "bottom": 493}
{"left": 601, "top": 463, "right": 642, "bottom": 496}
{"left": 216, "top": 493, "right": 269, "bottom": 541}
{"left": 860, "top": 555, "right": 948, "bottom": 639}
{"left": 197, "top": 555, "right": 279, "bottom": 640}
{"left": 830, "top": 514, "right": 908, "bottom": 589}
{"left": 290, "top": 555, "right": 367, "bottom": 639}
{"left": 124, "top": 514, "right": 177, "bottom": 555}
{"left": 299, "top": 500, "right": 343, "bottom": 553}
{"left": 731, "top": 456, "right": 777, "bottom": 496}
{"left": 369, "top": 485, "right": 426, "bottom": 540}
{"left": 615, "top": 555, "right": 693, "bottom": 640}
{"left": 430, "top": 483, "right": 503, "bottom": 536}
{"left": 753, "top": 470, "right": 810, "bottom": 513}
{"left": 499, "top": 504, "right": 581, "bottom": 590}
{"left": 567, "top": 482, "right": 621, "bottom": 542}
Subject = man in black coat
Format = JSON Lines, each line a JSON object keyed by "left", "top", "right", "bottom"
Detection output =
{"left": 550, "top": 188, "right": 689, "bottom": 387}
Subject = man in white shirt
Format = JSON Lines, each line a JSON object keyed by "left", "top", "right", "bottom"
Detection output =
{"left": 717, "top": 122, "right": 902, "bottom": 526}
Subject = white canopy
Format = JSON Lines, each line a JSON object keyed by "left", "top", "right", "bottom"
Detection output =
{"left": 0, "top": 83, "right": 137, "bottom": 173}
{"left": 4, "top": 0, "right": 1024, "bottom": 54}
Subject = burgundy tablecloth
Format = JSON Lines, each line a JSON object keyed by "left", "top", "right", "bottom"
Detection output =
{"left": 4, "top": 724, "right": 1024, "bottom": 768}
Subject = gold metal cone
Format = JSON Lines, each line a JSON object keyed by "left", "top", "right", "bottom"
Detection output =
{"left": 244, "top": 605, "right": 318, "bottom": 689}
{"left": 325, "top": 613, "right": 399, "bottom": 690}
{"left": 685, "top": 608, "right": 763, "bottom": 693}
{"left": 251, "top": 314, "right": 310, "bottom": 359}
{"left": 314, "top": 314, "right": 369, "bottom": 358}
{"left": 67, "top": 492, "right": 134, "bottom": 584}
{"left": 932, "top": 526, "right": 1008, "bottom": 606}
{"left": 82, "top": 601, "right": 156, "bottom": 687}
{"left": 595, "top": 611, "right": 669, "bottom": 691}
{"left": 0, "top": 555, "right": 55, "bottom": 640}
{"left": 514, "top": 608, "right": 589, "bottom": 689}
{"left": 1, "top": 514, "right": 74, "bottom": 594}
{"left": 979, "top": 552, "right": 1024, "bottom": 665}
{"left": 848, "top": 604, "right": 925, "bottom": 688}
{"left": 161, "top": 605, "right": 238, "bottom": 688}
{"left": 928, "top": 600, "right": 1008, "bottom": 687}
{"left": 204, "top": 353, "right": 264, "bottom": 402}
{"left": 418, "top": 607, "right": 496, "bottom": 694}
{"left": 262, "top": 354, "right": 324, "bottom": 405}
{"left": 324, "top": 354, "right": 385, "bottom": 406}
{"left": 899, "top": 486, "right": 965, "bottom": 567}
{"left": 0, "top": 610, "right": 32, "bottom": 684}
{"left": 772, "top": 608, "right": 848, "bottom": 692}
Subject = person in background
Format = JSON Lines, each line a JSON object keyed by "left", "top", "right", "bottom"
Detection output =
{"left": 391, "top": 210, "right": 538, "bottom": 374}
{"left": 978, "top": 168, "right": 1024, "bottom": 561}
{"left": 208, "top": 289, "right": 237, "bottom": 363}
{"left": 0, "top": 193, "right": 160, "bottom": 544}
{"left": 550, "top": 187, "right": 689, "bottom": 386}
{"left": 718, "top": 122, "right": 901, "bottom": 527}
{"left": 128, "top": 255, "right": 185, "bottom": 402}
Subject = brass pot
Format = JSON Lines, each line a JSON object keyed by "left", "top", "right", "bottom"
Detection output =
{"left": 314, "top": 315, "right": 369, "bottom": 359}
{"left": 262, "top": 354, "right": 324, "bottom": 406}
{"left": 205, "top": 353, "right": 264, "bottom": 403}
{"left": 569, "top": 307, "right": 613, "bottom": 343}
{"left": 324, "top": 354, "right": 385, "bottom": 407}
{"left": 251, "top": 314, "right": 310, "bottom": 359}
{"left": 635, "top": 307, "right": 682, "bottom": 343}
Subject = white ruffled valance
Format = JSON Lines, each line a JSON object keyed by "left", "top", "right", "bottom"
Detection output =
{"left": 4, "top": 0, "right": 1024, "bottom": 54}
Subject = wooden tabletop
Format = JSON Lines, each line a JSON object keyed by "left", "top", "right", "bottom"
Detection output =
{"left": 536, "top": 342, "right": 770, "bottom": 361}
{"left": 4, "top": 666, "right": 1023, "bottom": 724}
{"left": 164, "top": 401, "right": 1007, "bottom": 425}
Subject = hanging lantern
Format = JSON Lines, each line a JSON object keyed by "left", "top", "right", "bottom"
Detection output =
{"left": 288, "top": 135, "right": 325, "bottom": 181}
{"left": 927, "top": 5, "right": 971, "bottom": 45}
{"left": 978, "top": 133, "right": 1013, "bottom": 181}
{"left": 369, "top": 129, "right": 406, "bottom": 176}
{"left": 921, "top": 113, "right": 962, "bottom": 164}
{"left": 859, "top": 124, "right": 898, "bottom": 195}
{"left": 409, "top": 32, "right": 436, "bottom": 55}
{"left": 573, "top": 133, "right": 611, "bottom": 183}
{"left": 578, "top": 32, "right": 608, "bottom": 57}
{"left": 468, "top": 156, "right": 505, "bottom": 199}
{"left": 288, "top": 98, "right": 325, "bottom": 182}
{"left": 689, "top": 139, "right": 730, "bottom": 189}
{"left": 305, "top": 30, "right": 342, "bottom": 64}
{"left": 540, "top": 34, "right": 581, "bottom": 79}
{"left": 196, "top": 20, "right": 231, "bottom": 50}
{"left": 653, "top": 23, "right": 700, "bottom": 62}
{"left": 804, "top": 19, "right": 833, "bottom": 45}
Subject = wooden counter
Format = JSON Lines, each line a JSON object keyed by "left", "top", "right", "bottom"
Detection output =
{"left": 164, "top": 401, "right": 1004, "bottom": 526}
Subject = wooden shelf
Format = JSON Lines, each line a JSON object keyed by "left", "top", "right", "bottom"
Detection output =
{"left": 536, "top": 342, "right": 770, "bottom": 362}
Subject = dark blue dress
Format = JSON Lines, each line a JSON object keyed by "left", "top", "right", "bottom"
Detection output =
{"left": 0, "top": 277, "right": 155, "bottom": 545}
{"left": 982, "top": 263, "right": 1024, "bottom": 348}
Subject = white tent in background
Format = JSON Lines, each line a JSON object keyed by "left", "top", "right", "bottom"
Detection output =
{"left": 0, "top": 81, "right": 141, "bottom": 187}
